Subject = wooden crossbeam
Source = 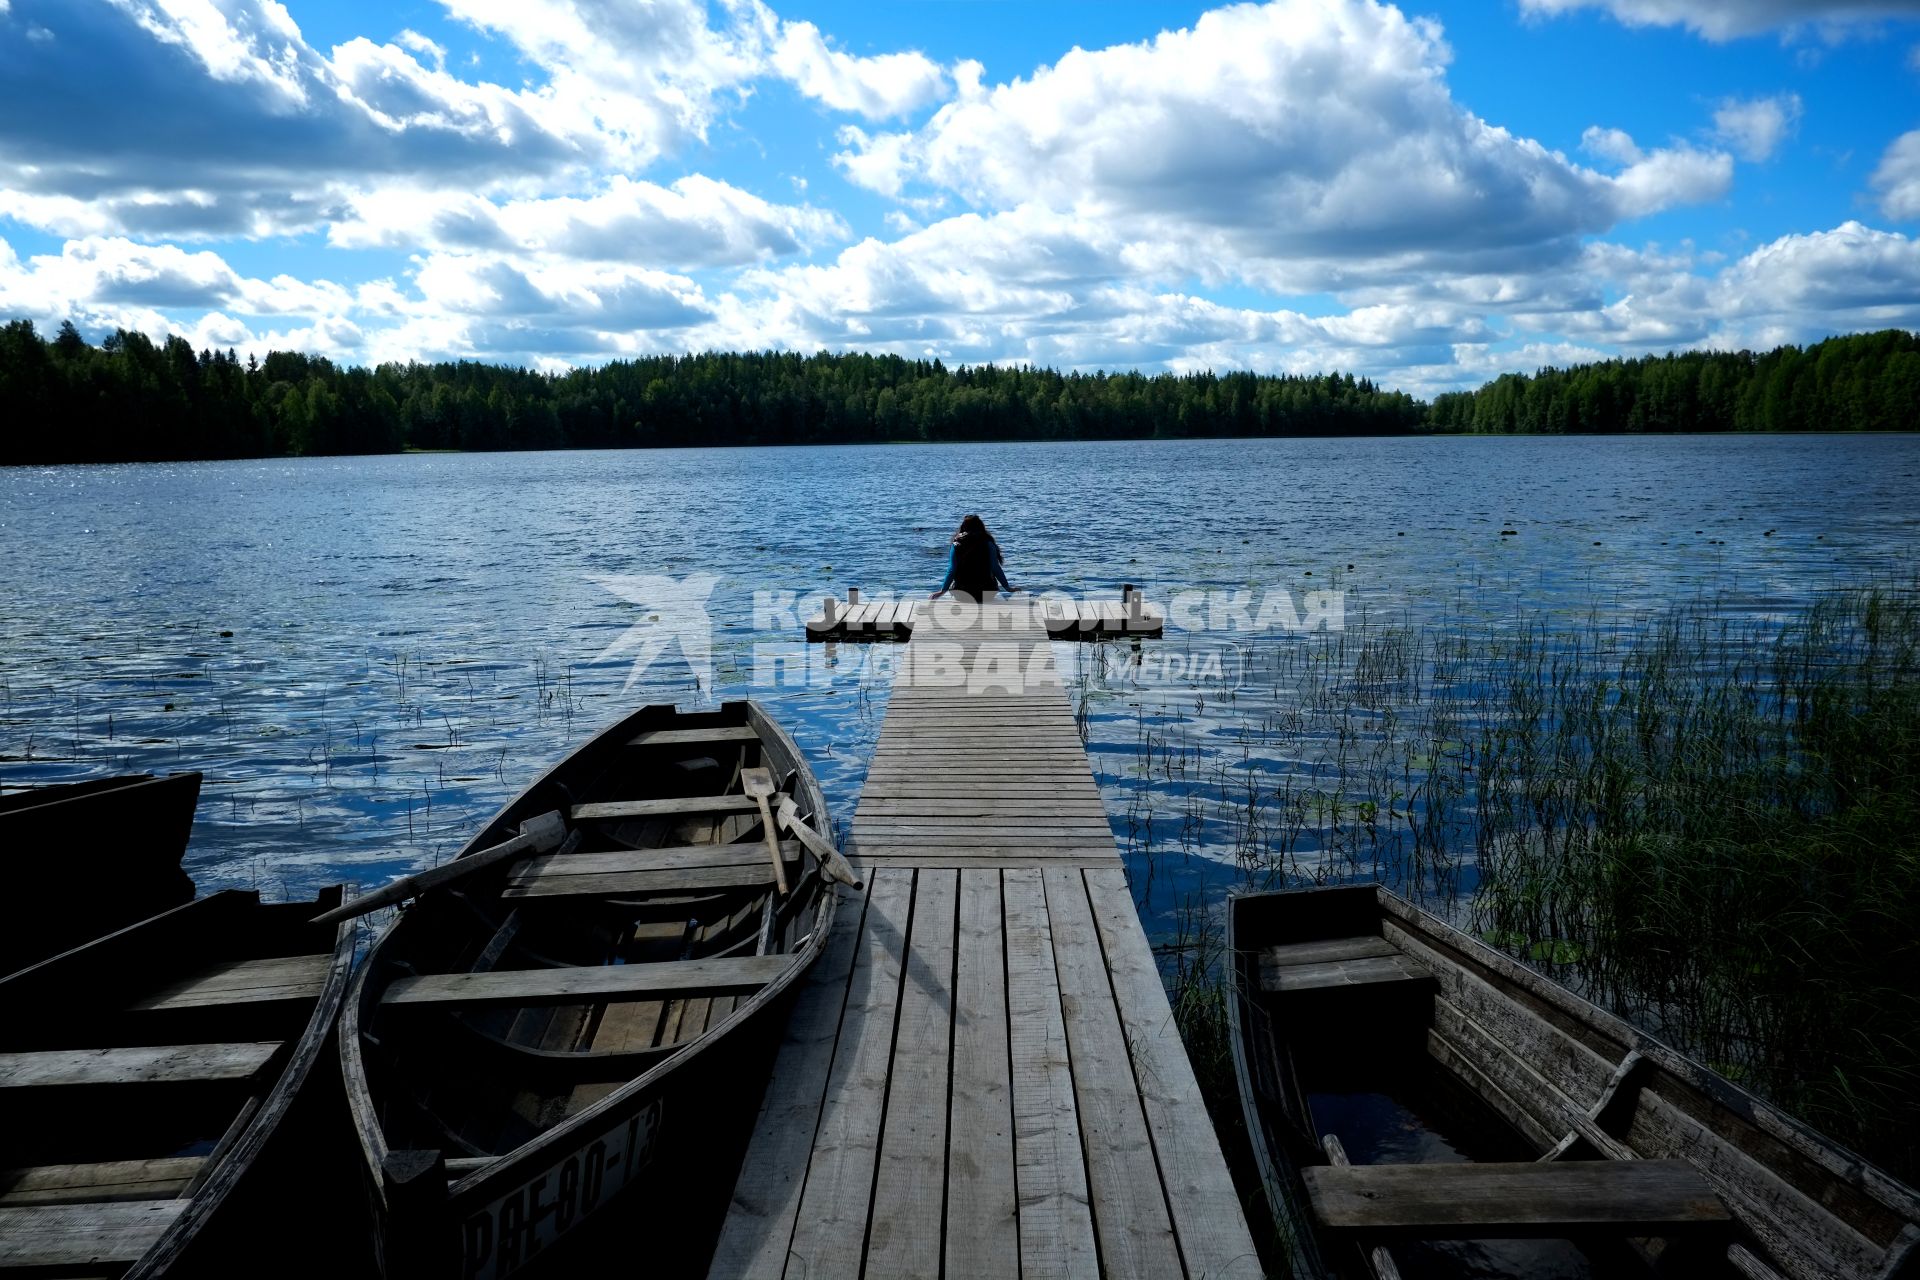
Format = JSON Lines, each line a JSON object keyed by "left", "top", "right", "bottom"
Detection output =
{"left": 381, "top": 955, "right": 792, "bottom": 1010}
{"left": 1303, "top": 1159, "right": 1731, "bottom": 1238}
{"left": 0, "top": 1042, "right": 281, "bottom": 1089}
{"left": 570, "top": 794, "right": 760, "bottom": 821}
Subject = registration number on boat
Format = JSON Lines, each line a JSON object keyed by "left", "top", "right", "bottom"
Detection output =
{"left": 461, "top": 1100, "right": 663, "bottom": 1279}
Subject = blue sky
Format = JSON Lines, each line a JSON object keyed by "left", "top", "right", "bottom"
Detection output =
{"left": 1, "top": 0, "right": 1918, "bottom": 394}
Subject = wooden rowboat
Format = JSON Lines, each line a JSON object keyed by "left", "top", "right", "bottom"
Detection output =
{"left": 0, "top": 772, "right": 201, "bottom": 975}
{"left": 0, "top": 884, "right": 359, "bottom": 1276}
{"left": 341, "top": 700, "right": 846, "bottom": 1279}
{"left": 1228, "top": 884, "right": 1920, "bottom": 1280}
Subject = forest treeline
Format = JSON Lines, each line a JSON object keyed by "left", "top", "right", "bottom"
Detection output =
{"left": 0, "top": 319, "right": 1915, "bottom": 463}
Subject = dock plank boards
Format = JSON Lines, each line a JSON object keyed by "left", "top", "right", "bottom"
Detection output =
{"left": 710, "top": 602, "right": 1256, "bottom": 1280}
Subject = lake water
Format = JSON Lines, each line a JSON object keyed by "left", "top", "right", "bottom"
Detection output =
{"left": 2, "top": 435, "right": 1916, "bottom": 934}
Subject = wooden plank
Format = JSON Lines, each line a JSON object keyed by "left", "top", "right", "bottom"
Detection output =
{"left": 1381, "top": 919, "right": 1612, "bottom": 1105}
{"left": 847, "top": 845, "right": 1118, "bottom": 860}
{"left": 1302, "top": 1160, "right": 1731, "bottom": 1237}
{"left": 856, "top": 854, "right": 1117, "bottom": 870}
{"left": 126, "top": 954, "right": 328, "bottom": 1012}
{"left": 0, "top": 1199, "right": 187, "bottom": 1267}
{"left": 1002, "top": 868, "right": 1099, "bottom": 1280}
{"left": 1043, "top": 867, "right": 1182, "bottom": 1277}
{"left": 944, "top": 870, "right": 1019, "bottom": 1278}
{"left": 708, "top": 883, "right": 870, "bottom": 1280}
{"left": 0, "top": 1159, "right": 204, "bottom": 1207}
{"left": 868, "top": 870, "right": 959, "bottom": 1277}
{"left": 1261, "top": 953, "right": 1432, "bottom": 994}
{"left": 783, "top": 869, "right": 914, "bottom": 1276}
{"left": 1085, "top": 867, "right": 1264, "bottom": 1277}
{"left": 857, "top": 801, "right": 1109, "bottom": 816}
{"left": 571, "top": 794, "right": 759, "bottom": 821}
{"left": 382, "top": 955, "right": 790, "bottom": 1008}
{"left": 1263, "top": 936, "right": 1396, "bottom": 967}
{"left": 0, "top": 1042, "right": 281, "bottom": 1089}
{"left": 503, "top": 860, "right": 797, "bottom": 899}
{"left": 628, "top": 726, "right": 761, "bottom": 748}
{"left": 511, "top": 842, "right": 799, "bottom": 880}
{"left": 1625, "top": 1087, "right": 1885, "bottom": 1280}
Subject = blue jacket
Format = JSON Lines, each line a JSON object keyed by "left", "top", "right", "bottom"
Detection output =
{"left": 938, "top": 535, "right": 1012, "bottom": 594}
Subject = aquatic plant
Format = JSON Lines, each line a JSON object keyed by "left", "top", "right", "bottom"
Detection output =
{"left": 1126, "top": 579, "right": 1920, "bottom": 1181}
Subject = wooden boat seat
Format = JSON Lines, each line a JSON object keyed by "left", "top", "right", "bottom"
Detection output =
{"left": 1259, "top": 935, "right": 1432, "bottom": 994}
{"left": 0, "top": 1157, "right": 204, "bottom": 1206}
{"left": 123, "top": 954, "right": 330, "bottom": 1012}
{"left": 1303, "top": 1159, "right": 1732, "bottom": 1238}
{"left": 0, "top": 1199, "right": 188, "bottom": 1268}
{"left": 504, "top": 841, "right": 802, "bottom": 899}
{"left": 0, "top": 1042, "right": 281, "bottom": 1089}
{"left": 570, "top": 794, "right": 760, "bottom": 822}
{"left": 381, "top": 954, "right": 793, "bottom": 1010}
{"left": 627, "top": 726, "right": 760, "bottom": 748}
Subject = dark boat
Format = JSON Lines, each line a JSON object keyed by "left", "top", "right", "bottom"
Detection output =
{"left": 0, "top": 772, "right": 201, "bottom": 974}
{"left": 1228, "top": 884, "right": 1920, "bottom": 1280}
{"left": 0, "top": 884, "right": 359, "bottom": 1277}
{"left": 341, "top": 699, "right": 848, "bottom": 1279}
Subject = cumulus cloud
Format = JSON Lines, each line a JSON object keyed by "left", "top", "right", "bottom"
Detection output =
{"left": 771, "top": 21, "right": 950, "bottom": 119}
{"left": 832, "top": 1, "right": 1731, "bottom": 292}
{"left": 0, "top": 0, "right": 590, "bottom": 240}
{"left": 1871, "top": 129, "right": 1920, "bottom": 219}
{"left": 0, "top": 0, "right": 948, "bottom": 244}
{"left": 328, "top": 175, "right": 847, "bottom": 267}
{"left": 1712, "top": 94, "right": 1803, "bottom": 160}
{"left": 1517, "top": 0, "right": 1920, "bottom": 40}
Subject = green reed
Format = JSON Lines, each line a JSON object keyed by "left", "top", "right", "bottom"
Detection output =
{"left": 1133, "top": 579, "right": 1920, "bottom": 1183}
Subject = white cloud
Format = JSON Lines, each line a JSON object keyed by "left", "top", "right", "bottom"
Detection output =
{"left": 1582, "top": 126, "right": 1644, "bottom": 165}
{"left": 832, "top": 1, "right": 1731, "bottom": 293}
{"left": 1871, "top": 129, "right": 1920, "bottom": 219}
{"left": 771, "top": 21, "right": 949, "bottom": 119}
{"left": 395, "top": 28, "right": 445, "bottom": 71}
{"left": 1712, "top": 93, "right": 1803, "bottom": 161}
{"left": 327, "top": 175, "right": 847, "bottom": 267}
{"left": 1517, "top": 0, "right": 1920, "bottom": 40}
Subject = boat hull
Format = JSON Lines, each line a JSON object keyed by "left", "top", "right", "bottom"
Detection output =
{"left": 0, "top": 772, "right": 201, "bottom": 974}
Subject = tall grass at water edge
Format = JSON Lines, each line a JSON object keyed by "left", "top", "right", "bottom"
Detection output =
{"left": 1119, "top": 581, "right": 1920, "bottom": 1185}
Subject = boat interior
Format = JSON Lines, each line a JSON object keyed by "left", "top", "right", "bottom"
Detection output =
{"left": 358, "top": 702, "right": 833, "bottom": 1163}
{"left": 1231, "top": 885, "right": 1920, "bottom": 1280}
{"left": 0, "top": 889, "right": 349, "bottom": 1274}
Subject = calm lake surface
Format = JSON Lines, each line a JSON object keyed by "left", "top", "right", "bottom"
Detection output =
{"left": 3, "top": 435, "right": 1916, "bottom": 934}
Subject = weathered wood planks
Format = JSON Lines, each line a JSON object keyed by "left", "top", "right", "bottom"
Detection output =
{"left": 0, "top": 1199, "right": 188, "bottom": 1267}
{"left": 0, "top": 1043, "right": 280, "bottom": 1089}
{"left": 1303, "top": 1159, "right": 1732, "bottom": 1237}
{"left": 124, "top": 953, "right": 330, "bottom": 1012}
{"left": 707, "top": 600, "right": 1257, "bottom": 1279}
{"left": 381, "top": 955, "right": 791, "bottom": 1008}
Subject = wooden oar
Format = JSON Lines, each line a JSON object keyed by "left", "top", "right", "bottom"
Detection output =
{"left": 740, "top": 768, "right": 789, "bottom": 896}
{"left": 774, "top": 795, "right": 862, "bottom": 888}
{"left": 309, "top": 810, "right": 568, "bottom": 925}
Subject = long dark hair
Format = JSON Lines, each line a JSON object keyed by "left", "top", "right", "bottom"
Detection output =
{"left": 953, "top": 513, "right": 992, "bottom": 544}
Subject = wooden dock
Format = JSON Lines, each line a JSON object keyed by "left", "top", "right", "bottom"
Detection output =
{"left": 806, "top": 592, "right": 1164, "bottom": 641}
{"left": 708, "top": 603, "right": 1260, "bottom": 1279}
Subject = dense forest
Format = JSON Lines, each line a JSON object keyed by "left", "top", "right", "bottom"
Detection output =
{"left": 0, "top": 319, "right": 1914, "bottom": 463}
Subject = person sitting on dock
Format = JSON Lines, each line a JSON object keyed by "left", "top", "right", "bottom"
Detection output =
{"left": 931, "top": 512, "right": 1017, "bottom": 602}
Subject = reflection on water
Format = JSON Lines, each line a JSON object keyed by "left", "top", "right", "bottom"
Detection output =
{"left": 2, "top": 436, "right": 1916, "bottom": 930}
